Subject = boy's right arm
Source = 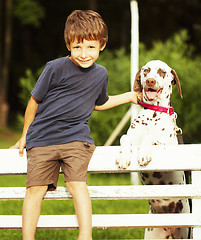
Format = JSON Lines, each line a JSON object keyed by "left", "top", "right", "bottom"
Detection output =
{"left": 10, "top": 96, "right": 39, "bottom": 156}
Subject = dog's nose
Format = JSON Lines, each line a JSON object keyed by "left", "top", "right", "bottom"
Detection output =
{"left": 146, "top": 78, "right": 156, "bottom": 87}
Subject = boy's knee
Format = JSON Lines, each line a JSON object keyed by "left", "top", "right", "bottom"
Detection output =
{"left": 25, "top": 185, "right": 48, "bottom": 199}
{"left": 66, "top": 182, "right": 87, "bottom": 196}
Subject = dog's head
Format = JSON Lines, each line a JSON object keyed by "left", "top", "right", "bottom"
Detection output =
{"left": 133, "top": 60, "right": 182, "bottom": 105}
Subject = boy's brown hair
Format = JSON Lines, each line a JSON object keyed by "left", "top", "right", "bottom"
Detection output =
{"left": 64, "top": 10, "right": 108, "bottom": 49}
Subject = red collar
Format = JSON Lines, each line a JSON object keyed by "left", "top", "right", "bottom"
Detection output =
{"left": 137, "top": 99, "right": 174, "bottom": 115}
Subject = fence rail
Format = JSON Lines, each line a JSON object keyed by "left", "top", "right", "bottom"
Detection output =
{"left": 0, "top": 144, "right": 201, "bottom": 239}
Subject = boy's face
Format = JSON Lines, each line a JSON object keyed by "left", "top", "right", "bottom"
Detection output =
{"left": 68, "top": 39, "right": 105, "bottom": 68}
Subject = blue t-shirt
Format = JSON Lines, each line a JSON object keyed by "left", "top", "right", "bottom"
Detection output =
{"left": 26, "top": 56, "right": 109, "bottom": 149}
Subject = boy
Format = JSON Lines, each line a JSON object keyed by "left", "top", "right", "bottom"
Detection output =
{"left": 11, "top": 10, "right": 141, "bottom": 240}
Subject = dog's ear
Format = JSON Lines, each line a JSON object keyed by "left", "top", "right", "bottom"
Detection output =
{"left": 133, "top": 68, "right": 142, "bottom": 92}
{"left": 171, "top": 69, "right": 183, "bottom": 99}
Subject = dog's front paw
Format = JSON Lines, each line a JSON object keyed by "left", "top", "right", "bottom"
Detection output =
{"left": 116, "top": 150, "right": 131, "bottom": 169}
{"left": 137, "top": 147, "right": 152, "bottom": 166}
{"left": 138, "top": 155, "right": 152, "bottom": 166}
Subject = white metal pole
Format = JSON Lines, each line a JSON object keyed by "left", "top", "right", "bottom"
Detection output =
{"left": 130, "top": 0, "right": 140, "bottom": 185}
{"left": 130, "top": 0, "right": 140, "bottom": 118}
{"left": 130, "top": 0, "right": 139, "bottom": 90}
{"left": 130, "top": 0, "right": 141, "bottom": 124}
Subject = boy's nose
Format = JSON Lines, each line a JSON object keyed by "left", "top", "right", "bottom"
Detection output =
{"left": 80, "top": 49, "right": 87, "bottom": 58}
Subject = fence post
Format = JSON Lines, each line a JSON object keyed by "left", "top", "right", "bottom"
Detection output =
{"left": 192, "top": 171, "right": 201, "bottom": 238}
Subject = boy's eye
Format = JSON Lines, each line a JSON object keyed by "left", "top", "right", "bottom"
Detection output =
{"left": 89, "top": 46, "right": 95, "bottom": 49}
{"left": 74, "top": 46, "right": 80, "bottom": 49}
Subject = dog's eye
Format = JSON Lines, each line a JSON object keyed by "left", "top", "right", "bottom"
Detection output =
{"left": 144, "top": 68, "right": 150, "bottom": 73}
{"left": 143, "top": 67, "right": 151, "bottom": 77}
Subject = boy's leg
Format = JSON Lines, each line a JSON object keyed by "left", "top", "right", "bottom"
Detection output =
{"left": 66, "top": 181, "right": 92, "bottom": 240}
{"left": 22, "top": 185, "right": 48, "bottom": 240}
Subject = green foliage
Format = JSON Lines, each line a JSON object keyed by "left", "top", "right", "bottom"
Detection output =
{"left": 13, "top": 0, "right": 45, "bottom": 27}
{"left": 18, "top": 67, "right": 43, "bottom": 105}
{"left": 17, "top": 67, "right": 43, "bottom": 130}
{"left": 90, "top": 49, "right": 131, "bottom": 145}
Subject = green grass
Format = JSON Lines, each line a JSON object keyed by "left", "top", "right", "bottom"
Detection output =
{"left": 0, "top": 129, "right": 148, "bottom": 239}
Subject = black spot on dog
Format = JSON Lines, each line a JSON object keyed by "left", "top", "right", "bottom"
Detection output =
{"left": 162, "top": 128, "right": 165, "bottom": 131}
{"left": 153, "top": 172, "right": 163, "bottom": 179}
{"left": 162, "top": 202, "right": 176, "bottom": 213}
{"left": 169, "top": 202, "right": 176, "bottom": 212}
{"left": 175, "top": 200, "right": 183, "bottom": 213}
{"left": 142, "top": 172, "right": 149, "bottom": 178}
{"left": 170, "top": 134, "right": 172, "bottom": 137}
{"left": 162, "top": 206, "right": 169, "bottom": 213}
{"left": 153, "top": 112, "right": 157, "bottom": 118}
{"left": 159, "top": 180, "right": 165, "bottom": 185}
{"left": 169, "top": 182, "right": 173, "bottom": 185}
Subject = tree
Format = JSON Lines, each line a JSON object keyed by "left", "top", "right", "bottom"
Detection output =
{"left": 0, "top": 0, "right": 45, "bottom": 128}
{"left": 0, "top": 0, "right": 12, "bottom": 128}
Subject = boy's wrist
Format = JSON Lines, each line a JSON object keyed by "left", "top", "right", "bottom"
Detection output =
{"left": 129, "top": 91, "right": 138, "bottom": 104}
{"left": 131, "top": 91, "right": 142, "bottom": 104}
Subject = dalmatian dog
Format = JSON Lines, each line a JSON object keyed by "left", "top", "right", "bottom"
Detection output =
{"left": 116, "top": 60, "right": 191, "bottom": 239}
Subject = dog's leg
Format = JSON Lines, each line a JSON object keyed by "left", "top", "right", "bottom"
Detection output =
{"left": 116, "top": 134, "right": 132, "bottom": 169}
{"left": 137, "top": 135, "right": 153, "bottom": 166}
{"left": 143, "top": 171, "right": 191, "bottom": 239}
{"left": 145, "top": 222, "right": 189, "bottom": 239}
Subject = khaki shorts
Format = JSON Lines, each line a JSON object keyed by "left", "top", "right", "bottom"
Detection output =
{"left": 26, "top": 141, "right": 96, "bottom": 190}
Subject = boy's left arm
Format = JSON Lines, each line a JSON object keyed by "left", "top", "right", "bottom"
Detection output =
{"left": 94, "top": 91, "right": 142, "bottom": 111}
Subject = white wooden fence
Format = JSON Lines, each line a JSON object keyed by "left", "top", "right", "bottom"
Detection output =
{"left": 0, "top": 144, "right": 201, "bottom": 239}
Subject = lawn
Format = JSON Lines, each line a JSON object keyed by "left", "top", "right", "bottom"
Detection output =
{"left": 0, "top": 128, "right": 149, "bottom": 239}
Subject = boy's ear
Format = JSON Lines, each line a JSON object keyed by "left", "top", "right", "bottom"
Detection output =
{"left": 67, "top": 45, "right": 71, "bottom": 51}
{"left": 100, "top": 43, "right": 106, "bottom": 51}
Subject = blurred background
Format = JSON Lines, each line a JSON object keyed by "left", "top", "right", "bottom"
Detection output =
{"left": 0, "top": 0, "right": 201, "bottom": 145}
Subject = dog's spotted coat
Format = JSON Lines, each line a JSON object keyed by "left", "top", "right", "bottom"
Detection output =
{"left": 116, "top": 60, "right": 190, "bottom": 239}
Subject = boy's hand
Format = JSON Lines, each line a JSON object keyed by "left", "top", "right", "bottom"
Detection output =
{"left": 130, "top": 91, "right": 143, "bottom": 104}
{"left": 10, "top": 136, "right": 26, "bottom": 157}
